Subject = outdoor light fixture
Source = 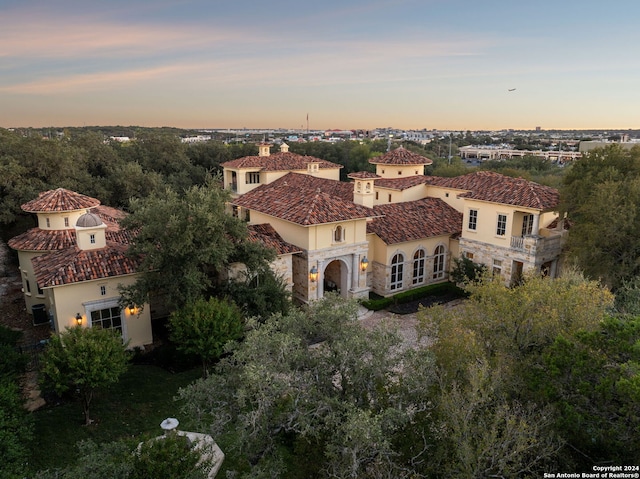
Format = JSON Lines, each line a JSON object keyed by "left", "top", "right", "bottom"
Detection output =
{"left": 309, "top": 266, "right": 318, "bottom": 283}
{"left": 75, "top": 313, "right": 82, "bottom": 326}
{"left": 128, "top": 304, "right": 136, "bottom": 315}
{"left": 360, "top": 256, "right": 369, "bottom": 272}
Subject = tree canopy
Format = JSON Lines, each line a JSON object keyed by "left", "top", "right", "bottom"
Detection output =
{"left": 119, "top": 178, "right": 274, "bottom": 310}
{"left": 40, "top": 326, "right": 130, "bottom": 425}
{"left": 561, "top": 144, "right": 640, "bottom": 290}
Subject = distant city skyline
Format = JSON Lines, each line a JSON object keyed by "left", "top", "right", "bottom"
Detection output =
{"left": 1, "top": 0, "right": 639, "bottom": 131}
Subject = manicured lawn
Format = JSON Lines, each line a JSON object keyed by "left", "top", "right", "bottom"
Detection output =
{"left": 29, "top": 364, "right": 202, "bottom": 474}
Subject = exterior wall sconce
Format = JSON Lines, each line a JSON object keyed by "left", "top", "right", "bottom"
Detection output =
{"left": 128, "top": 304, "right": 136, "bottom": 315}
{"left": 360, "top": 256, "right": 369, "bottom": 272}
{"left": 309, "top": 266, "right": 318, "bottom": 283}
{"left": 75, "top": 313, "right": 82, "bottom": 326}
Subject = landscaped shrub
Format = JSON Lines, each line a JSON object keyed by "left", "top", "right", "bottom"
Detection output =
{"left": 361, "top": 282, "right": 465, "bottom": 311}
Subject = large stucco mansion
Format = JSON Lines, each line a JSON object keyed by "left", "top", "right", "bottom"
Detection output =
{"left": 223, "top": 143, "right": 567, "bottom": 304}
{"left": 8, "top": 143, "right": 566, "bottom": 348}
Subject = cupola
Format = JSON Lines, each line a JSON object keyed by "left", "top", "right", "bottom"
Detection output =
{"left": 75, "top": 212, "right": 107, "bottom": 250}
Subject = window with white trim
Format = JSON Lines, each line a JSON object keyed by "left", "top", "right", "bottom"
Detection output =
{"left": 390, "top": 253, "right": 404, "bottom": 291}
{"left": 100, "top": 285, "right": 106, "bottom": 296}
{"left": 90, "top": 307, "right": 122, "bottom": 333}
{"left": 413, "top": 249, "right": 426, "bottom": 285}
{"left": 496, "top": 214, "right": 507, "bottom": 236}
{"left": 90, "top": 233, "right": 96, "bottom": 244}
{"left": 468, "top": 209, "right": 478, "bottom": 231}
{"left": 64, "top": 217, "right": 69, "bottom": 227}
{"left": 433, "top": 245, "right": 446, "bottom": 280}
{"left": 522, "top": 214, "right": 534, "bottom": 236}
{"left": 493, "top": 259, "right": 503, "bottom": 275}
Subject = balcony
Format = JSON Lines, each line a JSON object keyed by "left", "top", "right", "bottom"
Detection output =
{"left": 510, "top": 231, "right": 566, "bottom": 256}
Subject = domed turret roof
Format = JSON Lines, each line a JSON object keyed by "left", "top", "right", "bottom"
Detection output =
{"left": 369, "top": 147, "right": 433, "bottom": 166}
{"left": 21, "top": 188, "right": 100, "bottom": 213}
{"left": 76, "top": 212, "right": 104, "bottom": 228}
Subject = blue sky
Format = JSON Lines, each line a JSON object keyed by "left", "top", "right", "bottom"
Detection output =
{"left": 1, "top": 0, "right": 639, "bottom": 130}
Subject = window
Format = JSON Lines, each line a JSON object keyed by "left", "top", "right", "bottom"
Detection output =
{"left": 46, "top": 218, "right": 50, "bottom": 228}
{"left": 388, "top": 194, "right": 392, "bottom": 203}
{"left": 496, "top": 214, "right": 507, "bottom": 236}
{"left": 445, "top": 192, "right": 449, "bottom": 198}
{"left": 465, "top": 251, "right": 474, "bottom": 259}
{"left": 468, "top": 209, "right": 478, "bottom": 231}
{"left": 522, "top": 214, "right": 534, "bottom": 236}
{"left": 64, "top": 217, "right": 69, "bottom": 227}
{"left": 365, "top": 182, "right": 371, "bottom": 192}
{"left": 25, "top": 279, "right": 31, "bottom": 294}
{"left": 398, "top": 170, "right": 402, "bottom": 175}
{"left": 433, "top": 245, "right": 446, "bottom": 280}
{"left": 100, "top": 285, "right": 106, "bottom": 296}
{"left": 390, "top": 254, "right": 404, "bottom": 290}
{"left": 413, "top": 249, "right": 426, "bottom": 285}
{"left": 90, "top": 233, "right": 96, "bottom": 244}
{"left": 375, "top": 192, "right": 379, "bottom": 200}
{"left": 37, "top": 284, "right": 43, "bottom": 296}
{"left": 493, "top": 259, "right": 503, "bottom": 275}
{"left": 246, "top": 172, "right": 260, "bottom": 184}
{"left": 90, "top": 307, "right": 122, "bottom": 333}
{"left": 334, "top": 225, "right": 344, "bottom": 243}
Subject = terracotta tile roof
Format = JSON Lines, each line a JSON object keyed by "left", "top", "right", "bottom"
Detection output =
{"left": 221, "top": 152, "right": 342, "bottom": 171}
{"left": 248, "top": 224, "right": 302, "bottom": 255}
{"left": 348, "top": 171, "right": 381, "bottom": 179}
{"left": 32, "top": 245, "right": 140, "bottom": 288}
{"left": 370, "top": 147, "right": 433, "bottom": 165}
{"left": 21, "top": 188, "right": 100, "bottom": 212}
{"left": 367, "top": 197, "right": 462, "bottom": 245}
{"left": 375, "top": 176, "right": 430, "bottom": 191}
{"left": 424, "top": 171, "right": 560, "bottom": 210}
{"left": 91, "top": 205, "right": 126, "bottom": 231}
{"left": 8, "top": 229, "right": 77, "bottom": 251}
{"left": 233, "top": 173, "right": 375, "bottom": 225}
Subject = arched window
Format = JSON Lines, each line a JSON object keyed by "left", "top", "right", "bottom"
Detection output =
{"left": 390, "top": 253, "right": 404, "bottom": 291}
{"left": 433, "top": 245, "right": 446, "bottom": 280}
{"left": 413, "top": 249, "right": 426, "bottom": 285}
{"left": 334, "top": 225, "right": 344, "bottom": 243}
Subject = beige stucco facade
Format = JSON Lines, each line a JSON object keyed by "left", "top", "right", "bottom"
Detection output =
{"left": 226, "top": 147, "right": 566, "bottom": 303}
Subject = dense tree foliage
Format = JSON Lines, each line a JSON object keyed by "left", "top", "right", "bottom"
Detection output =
{"left": 180, "top": 295, "right": 435, "bottom": 478}
{"left": 0, "top": 326, "right": 33, "bottom": 479}
{"left": 34, "top": 435, "right": 212, "bottom": 479}
{"left": 561, "top": 144, "right": 640, "bottom": 290}
{"left": 119, "top": 178, "right": 275, "bottom": 310}
{"left": 40, "top": 326, "right": 130, "bottom": 425}
{"left": 419, "top": 271, "right": 640, "bottom": 472}
{"left": 169, "top": 297, "right": 244, "bottom": 377}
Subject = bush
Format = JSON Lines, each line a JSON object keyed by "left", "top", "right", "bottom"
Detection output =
{"left": 361, "top": 282, "right": 464, "bottom": 311}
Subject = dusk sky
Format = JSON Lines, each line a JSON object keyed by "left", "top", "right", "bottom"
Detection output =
{"left": 1, "top": 0, "right": 639, "bottom": 131}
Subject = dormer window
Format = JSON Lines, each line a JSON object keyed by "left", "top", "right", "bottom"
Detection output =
{"left": 64, "top": 217, "right": 69, "bottom": 227}
{"left": 90, "top": 233, "right": 96, "bottom": 244}
{"left": 307, "top": 163, "right": 319, "bottom": 173}
{"left": 46, "top": 218, "right": 50, "bottom": 228}
{"left": 334, "top": 225, "right": 345, "bottom": 243}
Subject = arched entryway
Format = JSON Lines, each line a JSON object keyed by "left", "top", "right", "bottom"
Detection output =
{"left": 323, "top": 259, "right": 349, "bottom": 298}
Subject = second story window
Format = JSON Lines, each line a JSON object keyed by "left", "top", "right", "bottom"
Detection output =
{"left": 468, "top": 209, "right": 478, "bottom": 231}
{"left": 64, "top": 217, "right": 69, "bottom": 227}
{"left": 90, "top": 234, "right": 96, "bottom": 244}
{"left": 334, "top": 225, "right": 345, "bottom": 243}
{"left": 522, "top": 214, "right": 534, "bottom": 236}
{"left": 496, "top": 214, "right": 507, "bottom": 236}
{"left": 100, "top": 285, "right": 106, "bottom": 296}
{"left": 246, "top": 172, "right": 260, "bottom": 184}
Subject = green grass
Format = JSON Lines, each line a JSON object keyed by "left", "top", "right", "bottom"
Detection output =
{"left": 29, "top": 364, "right": 202, "bottom": 474}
